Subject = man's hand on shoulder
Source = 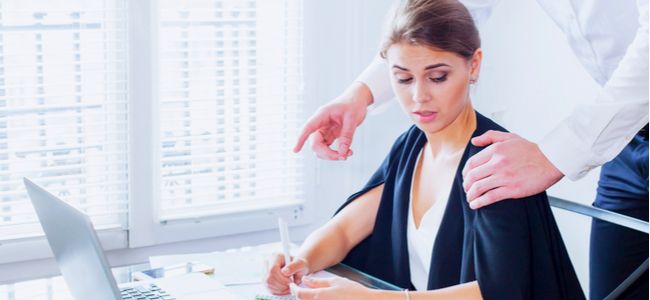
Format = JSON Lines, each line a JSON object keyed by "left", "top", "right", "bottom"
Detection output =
{"left": 462, "top": 130, "right": 564, "bottom": 209}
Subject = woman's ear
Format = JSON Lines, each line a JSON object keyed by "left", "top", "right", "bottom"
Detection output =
{"left": 469, "top": 48, "right": 483, "bottom": 82}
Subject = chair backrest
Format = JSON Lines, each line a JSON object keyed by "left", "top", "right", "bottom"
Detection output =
{"left": 548, "top": 196, "right": 649, "bottom": 300}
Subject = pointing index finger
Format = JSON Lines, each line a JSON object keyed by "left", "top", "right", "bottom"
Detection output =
{"left": 293, "top": 116, "right": 326, "bottom": 153}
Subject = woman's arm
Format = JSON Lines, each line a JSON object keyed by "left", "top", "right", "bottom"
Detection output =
{"left": 265, "top": 184, "right": 384, "bottom": 295}
{"left": 293, "top": 277, "right": 483, "bottom": 300}
{"left": 297, "top": 184, "right": 384, "bottom": 273}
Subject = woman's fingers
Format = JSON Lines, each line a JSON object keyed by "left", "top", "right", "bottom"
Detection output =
{"left": 264, "top": 254, "right": 293, "bottom": 294}
{"left": 281, "top": 257, "right": 309, "bottom": 284}
{"left": 265, "top": 270, "right": 291, "bottom": 294}
{"left": 294, "top": 277, "right": 357, "bottom": 300}
{"left": 281, "top": 257, "right": 307, "bottom": 274}
{"left": 265, "top": 273, "right": 290, "bottom": 295}
{"left": 294, "top": 285, "right": 327, "bottom": 300}
{"left": 302, "top": 276, "right": 336, "bottom": 288}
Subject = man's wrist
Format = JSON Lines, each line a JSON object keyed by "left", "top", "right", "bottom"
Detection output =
{"left": 346, "top": 81, "right": 374, "bottom": 107}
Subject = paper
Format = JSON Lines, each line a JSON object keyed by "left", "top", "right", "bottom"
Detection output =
{"left": 154, "top": 273, "right": 241, "bottom": 300}
{"left": 237, "top": 270, "right": 336, "bottom": 300}
{"left": 149, "top": 243, "right": 335, "bottom": 299}
{"left": 254, "top": 293, "right": 296, "bottom": 300}
{"left": 149, "top": 242, "right": 300, "bottom": 285}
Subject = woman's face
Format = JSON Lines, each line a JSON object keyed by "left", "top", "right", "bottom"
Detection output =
{"left": 386, "top": 42, "right": 481, "bottom": 135}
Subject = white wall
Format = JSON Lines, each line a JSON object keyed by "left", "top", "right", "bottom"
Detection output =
{"left": 304, "top": 0, "right": 604, "bottom": 296}
{"left": 300, "top": 0, "right": 402, "bottom": 226}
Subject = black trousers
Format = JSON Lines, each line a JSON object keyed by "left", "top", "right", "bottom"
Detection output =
{"left": 590, "top": 131, "right": 649, "bottom": 300}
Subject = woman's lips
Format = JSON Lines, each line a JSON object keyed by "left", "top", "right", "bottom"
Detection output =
{"left": 413, "top": 111, "right": 437, "bottom": 123}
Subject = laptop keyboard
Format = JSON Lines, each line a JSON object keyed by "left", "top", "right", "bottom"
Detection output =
{"left": 120, "top": 283, "right": 175, "bottom": 300}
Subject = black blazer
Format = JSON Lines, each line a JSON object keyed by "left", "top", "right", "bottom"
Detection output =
{"left": 337, "top": 112, "right": 585, "bottom": 300}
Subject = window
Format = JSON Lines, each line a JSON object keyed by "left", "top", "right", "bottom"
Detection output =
{"left": 156, "top": 0, "right": 304, "bottom": 221}
{"left": 0, "top": 0, "right": 306, "bottom": 261}
{"left": 0, "top": 0, "right": 128, "bottom": 250}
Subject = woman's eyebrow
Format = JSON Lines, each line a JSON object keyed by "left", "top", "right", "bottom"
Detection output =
{"left": 424, "top": 63, "right": 449, "bottom": 70}
{"left": 392, "top": 65, "right": 409, "bottom": 71}
{"left": 392, "top": 63, "right": 449, "bottom": 71}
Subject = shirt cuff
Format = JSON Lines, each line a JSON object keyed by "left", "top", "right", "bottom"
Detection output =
{"left": 538, "top": 122, "right": 600, "bottom": 181}
{"left": 540, "top": 89, "right": 648, "bottom": 181}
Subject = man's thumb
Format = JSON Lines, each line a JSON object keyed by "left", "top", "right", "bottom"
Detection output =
{"left": 337, "top": 116, "right": 358, "bottom": 157}
{"left": 471, "top": 130, "right": 511, "bottom": 147}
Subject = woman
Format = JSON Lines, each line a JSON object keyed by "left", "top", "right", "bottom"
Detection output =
{"left": 266, "top": 0, "right": 584, "bottom": 299}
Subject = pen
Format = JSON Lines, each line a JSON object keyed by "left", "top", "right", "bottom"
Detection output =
{"left": 278, "top": 217, "right": 295, "bottom": 286}
{"left": 278, "top": 217, "right": 292, "bottom": 271}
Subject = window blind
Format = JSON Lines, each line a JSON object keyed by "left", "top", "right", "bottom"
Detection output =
{"left": 0, "top": 0, "right": 129, "bottom": 240}
{"left": 157, "top": 0, "right": 304, "bottom": 221}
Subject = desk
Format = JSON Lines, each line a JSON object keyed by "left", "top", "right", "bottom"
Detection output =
{"left": 0, "top": 262, "right": 400, "bottom": 299}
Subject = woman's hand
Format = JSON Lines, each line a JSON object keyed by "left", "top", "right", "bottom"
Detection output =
{"left": 264, "top": 254, "right": 310, "bottom": 295}
{"left": 292, "top": 276, "right": 375, "bottom": 300}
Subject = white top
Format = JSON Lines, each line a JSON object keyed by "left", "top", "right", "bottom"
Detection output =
{"left": 357, "top": 0, "right": 649, "bottom": 180}
{"left": 407, "top": 148, "right": 450, "bottom": 291}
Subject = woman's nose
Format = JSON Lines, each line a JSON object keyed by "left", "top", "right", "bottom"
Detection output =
{"left": 412, "top": 82, "right": 431, "bottom": 103}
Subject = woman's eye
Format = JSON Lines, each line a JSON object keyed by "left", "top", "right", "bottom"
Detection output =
{"left": 397, "top": 77, "right": 413, "bottom": 84}
{"left": 430, "top": 74, "right": 447, "bottom": 83}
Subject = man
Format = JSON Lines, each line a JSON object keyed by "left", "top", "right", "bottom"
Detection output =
{"left": 294, "top": 1, "right": 648, "bottom": 299}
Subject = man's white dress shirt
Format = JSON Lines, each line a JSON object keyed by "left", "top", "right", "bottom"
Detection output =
{"left": 357, "top": 0, "right": 649, "bottom": 180}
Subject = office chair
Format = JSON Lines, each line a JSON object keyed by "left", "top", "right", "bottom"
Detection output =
{"left": 549, "top": 196, "right": 649, "bottom": 300}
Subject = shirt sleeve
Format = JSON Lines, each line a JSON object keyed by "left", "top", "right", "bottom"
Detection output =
{"left": 539, "top": 0, "right": 649, "bottom": 180}
{"left": 355, "top": 0, "right": 500, "bottom": 111}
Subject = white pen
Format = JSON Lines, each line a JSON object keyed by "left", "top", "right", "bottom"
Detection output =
{"left": 278, "top": 217, "right": 293, "bottom": 280}
{"left": 278, "top": 218, "right": 300, "bottom": 295}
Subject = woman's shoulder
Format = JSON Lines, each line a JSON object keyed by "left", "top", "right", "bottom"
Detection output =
{"left": 387, "top": 125, "right": 426, "bottom": 157}
{"left": 468, "top": 112, "right": 551, "bottom": 214}
{"left": 473, "top": 111, "right": 509, "bottom": 138}
{"left": 465, "top": 111, "right": 512, "bottom": 161}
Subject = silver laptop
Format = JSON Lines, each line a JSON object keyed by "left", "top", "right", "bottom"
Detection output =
{"left": 24, "top": 177, "right": 240, "bottom": 300}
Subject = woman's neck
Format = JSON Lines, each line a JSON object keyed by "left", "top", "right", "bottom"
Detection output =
{"left": 423, "top": 103, "right": 477, "bottom": 158}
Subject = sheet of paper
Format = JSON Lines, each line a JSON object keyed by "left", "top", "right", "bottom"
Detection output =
{"left": 154, "top": 273, "right": 242, "bottom": 300}
{"left": 149, "top": 242, "right": 300, "bottom": 285}
{"left": 229, "top": 270, "right": 337, "bottom": 300}
{"left": 149, "top": 243, "right": 336, "bottom": 299}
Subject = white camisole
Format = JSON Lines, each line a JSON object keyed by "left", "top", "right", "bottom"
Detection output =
{"left": 407, "top": 148, "right": 450, "bottom": 291}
